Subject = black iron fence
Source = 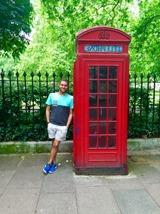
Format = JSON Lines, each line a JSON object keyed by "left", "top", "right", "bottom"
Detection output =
{"left": 129, "top": 73, "right": 160, "bottom": 138}
{"left": 0, "top": 70, "right": 160, "bottom": 141}
{"left": 0, "top": 70, "right": 73, "bottom": 141}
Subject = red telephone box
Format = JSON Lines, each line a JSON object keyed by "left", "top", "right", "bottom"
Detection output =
{"left": 73, "top": 26, "right": 131, "bottom": 175}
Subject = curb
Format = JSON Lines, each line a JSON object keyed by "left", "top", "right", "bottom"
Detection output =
{"left": 0, "top": 138, "right": 160, "bottom": 154}
{"left": 0, "top": 141, "right": 73, "bottom": 154}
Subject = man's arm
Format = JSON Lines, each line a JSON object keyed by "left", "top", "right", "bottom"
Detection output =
{"left": 46, "top": 105, "right": 50, "bottom": 123}
{"left": 66, "top": 109, "right": 73, "bottom": 128}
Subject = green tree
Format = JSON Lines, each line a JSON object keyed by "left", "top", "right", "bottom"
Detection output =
{"left": 16, "top": 0, "right": 133, "bottom": 75}
{"left": 130, "top": 0, "right": 160, "bottom": 75}
{"left": 0, "top": 0, "right": 33, "bottom": 57}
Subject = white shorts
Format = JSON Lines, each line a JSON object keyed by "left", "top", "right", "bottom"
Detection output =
{"left": 47, "top": 123, "right": 68, "bottom": 141}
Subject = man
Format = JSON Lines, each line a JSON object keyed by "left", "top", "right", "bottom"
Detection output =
{"left": 42, "top": 80, "right": 73, "bottom": 174}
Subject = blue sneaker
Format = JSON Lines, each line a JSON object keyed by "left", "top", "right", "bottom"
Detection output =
{"left": 42, "top": 163, "right": 51, "bottom": 174}
{"left": 48, "top": 163, "right": 58, "bottom": 174}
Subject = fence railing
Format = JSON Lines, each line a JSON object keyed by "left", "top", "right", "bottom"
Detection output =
{"left": 0, "top": 70, "right": 160, "bottom": 141}
{"left": 0, "top": 70, "right": 73, "bottom": 141}
{"left": 129, "top": 73, "right": 160, "bottom": 138}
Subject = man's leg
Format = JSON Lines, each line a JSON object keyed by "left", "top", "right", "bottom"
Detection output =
{"left": 48, "top": 139, "right": 60, "bottom": 164}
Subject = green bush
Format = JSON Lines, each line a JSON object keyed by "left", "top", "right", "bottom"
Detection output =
{"left": 129, "top": 87, "right": 160, "bottom": 138}
{"left": 0, "top": 73, "right": 159, "bottom": 141}
{"left": 0, "top": 78, "right": 73, "bottom": 141}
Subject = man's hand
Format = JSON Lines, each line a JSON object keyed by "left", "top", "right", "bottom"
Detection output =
{"left": 66, "top": 109, "right": 73, "bottom": 128}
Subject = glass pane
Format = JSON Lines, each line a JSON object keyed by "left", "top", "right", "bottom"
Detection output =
{"left": 109, "top": 66, "right": 117, "bottom": 79}
{"left": 108, "top": 122, "right": 116, "bottom": 134}
{"left": 89, "top": 136, "right": 97, "bottom": 148}
{"left": 108, "top": 109, "right": 116, "bottom": 120}
{"left": 98, "top": 136, "right": 106, "bottom": 148}
{"left": 90, "top": 66, "right": 98, "bottom": 79}
{"left": 99, "top": 80, "right": 107, "bottom": 93}
{"left": 109, "top": 81, "right": 117, "bottom": 93}
{"left": 99, "top": 108, "right": 107, "bottom": 120}
{"left": 89, "top": 123, "right": 97, "bottom": 134}
{"left": 99, "top": 122, "right": 107, "bottom": 134}
{"left": 89, "top": 108, "right": 97, "bottom": 120}
{"left": 90, "top": 80, "right": 97, "bottom": 93}
{"left": 99, "top": 95, "right": 107, "bottom": 107}
{"left": 99, "top": 66, "right": 108, "bottom": 79}
{"left": 108, "top": 136, "right": 116, "bottom": 147}
{"left": 89, "top": 95, "right": 97, "bottom": 106}
{"left": 108, "top": 95, "right": 116, "bottom": 107}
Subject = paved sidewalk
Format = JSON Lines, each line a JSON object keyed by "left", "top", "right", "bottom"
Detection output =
{"left": 0, "top": 153, "right": 160, "bottom": 214}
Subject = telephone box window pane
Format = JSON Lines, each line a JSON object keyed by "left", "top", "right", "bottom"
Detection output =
{"left": 89, "top": 95, "right": 97, "bottom": 106}
{"left": 99, "top": 108, "right": 107, "bottom": 120}
{"left": 99, "top": 95, "right": 107, "bottom": 107}
{"left": 89, "top": 123, "right": 97, "bottom": 134}
{"left": 109, "top": 81, "right": 117, "bottom": 93}
{"left": 99, "top": 80, "right": 107, "bottom": 93}
{"left": 108, "top": 95, "right": 117, "bottom": 107}
{"left": 89, "top": 136, "right": 97, "bottom": 148}
{"left": 99, "top": 66, "right": 108, "bottom": 79}
{"left": 90, "top": 80, "right": 97, "bottom": 93}
{"left": 98, "top": 136, "right": 106, "bottom": 148}
{"left": 108, "top": 136, "right": 116, "bottom": 147}
{"left": 89, "top": 108, "right": 97, "bottom": 120}
{"left": 109, "top": 66, "right": 117, "bottom": 79}
{"left": 108, "top": 109, "right": 116, "bottom": 120}
{"left": 108, "top": 122, "right": 116, "bottom": 134}
{"left": 99, "top": 122, "right": 107, "bottom": 134}
{"left": 90, "top": 66, "right": 98, "bottom": 79}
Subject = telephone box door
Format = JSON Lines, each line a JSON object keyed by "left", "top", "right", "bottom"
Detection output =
{"left": 84, "top": 61, "right": 123, "bottom": 167}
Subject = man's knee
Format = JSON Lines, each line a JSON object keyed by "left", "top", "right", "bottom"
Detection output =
{"left": 52, "top": 140, "right": 60, "bottom": 148}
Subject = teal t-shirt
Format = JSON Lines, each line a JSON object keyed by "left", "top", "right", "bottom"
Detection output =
{"left": 46, "top": 92, "right": 73, "bottom": 126}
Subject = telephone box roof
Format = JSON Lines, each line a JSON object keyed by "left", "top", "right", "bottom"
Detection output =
{"left": 76, "top": 26, "right": 131, "bottom": 42}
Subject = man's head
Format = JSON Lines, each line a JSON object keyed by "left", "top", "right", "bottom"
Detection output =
{"left": 59, "top": 80, "right": 68, "bottom": 94}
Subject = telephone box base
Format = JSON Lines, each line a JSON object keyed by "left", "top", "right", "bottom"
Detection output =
{"left": 74, "top": 166, "right": 128, "bottom": 175}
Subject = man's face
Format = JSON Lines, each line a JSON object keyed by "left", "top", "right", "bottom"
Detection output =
{"left": 59, "top": 81, "right": 68, "bottom": 94}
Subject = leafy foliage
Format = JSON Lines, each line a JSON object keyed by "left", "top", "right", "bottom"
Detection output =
{"left": 130, "top": 0, "right": 160, "bottom": 75}
{"left": 0, "top": 0, "right": 33, "bottom": 57}
{"left": 1, "top": 0, "right": 160, "bottom": 77}
{"left": 16, "top": 0, "right": 132, "bottom": 75}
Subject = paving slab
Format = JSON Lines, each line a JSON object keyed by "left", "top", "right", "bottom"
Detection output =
{"left": 128, "top": 161, "right": 150, "bottom": 175}
{"left": 20, "top": 153, "right": 48, "bottom": 167}
{"left": 35, "top": 192, "right": 77, "bottom": 214}
{"left": 143, "top": 183, "right": 160, "bottom": 207}
{"left": 0, "top": 155, "right": 22, "bottom": 170}
{"left": 0, "top": 170, "right": 15, "bottom": 188}
{"left": 0, "top": 188, "right": 39, "bottom": 214}
{"left": 0, "top": 188, "right": 4, "bottom": 197}
{"left": 7, "top": 166, "right": 44, "bottom": 189}
{"left": 107, "top": 178, "right": 143, "bottom": 190}
{"left": 42, "top": 163, "right": 75, "bottom": 193}
{"left": 73, "top": 174, "right": 106, "bottom": 187}
{"left": 136, "top": 165, "right": 160, "bottom": 184}
{"left": 148, "top": 159, "right": 160, "bottom": 172}
{"left": 76, "top": 185, "right": 120, "bottom": 214}
{"left": 0, "top": 153, "right": 160, "bottom": 214}
{"left": 113, "top": 189, "right": 160, "bottom": 214}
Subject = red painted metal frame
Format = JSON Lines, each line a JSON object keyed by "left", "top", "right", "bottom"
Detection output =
{"left": 73, "top": 26, "right": 131, "bottom": 174}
